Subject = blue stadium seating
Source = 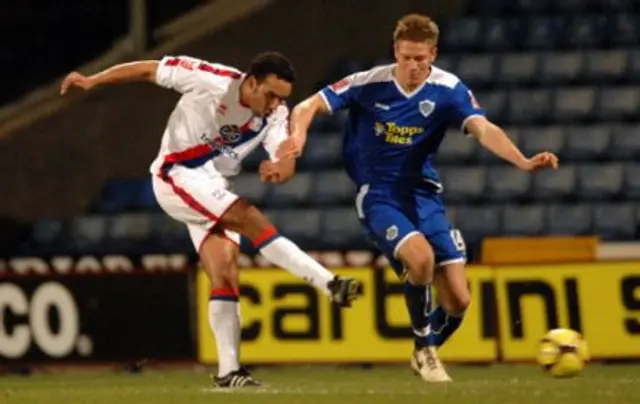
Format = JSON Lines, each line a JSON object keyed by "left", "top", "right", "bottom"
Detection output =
{"left": 452, "top": 206, "right": 501, "bottom": 243}
{"left": 312, "top": 170, "right": 356, "bottom": 204}
{"left": 275, "top": 209, "right": 322, "bottom": 247}
{"left": 565, "top": 125, "right": 611, "bottom": 160}
{"left": 320, "top": 208, "right": 367, "bottom": 249}
{"left": 532, "top": 165, "right": 577, "bottom": 201}
{"left": 593, "top": 203, "right": 637, "bottom": 239}
{"left": 578, "top": 163, "right": 624, "bottom": 200}
{"left": 22, "top": 2, "right": 640, "bottom": 257}
{"left": 546, "top": 204, "right": 593, "bottom": 235}
{"left": 486, "top": 167, "right": 531, "bottom": 201}
{"left": 265, "top": 173, "right": 313, "bottom": 207}
{"left": 501, "top": 205, "right": 546, "bottom": 236}
{"left": 232, "top": 173, "right": 268, "bottom": 205}
{"left": 440, "top": 167, "right": 486, "bottom": 202}
{"left": 624, "top": 163, "right": 640, "bottom": 199}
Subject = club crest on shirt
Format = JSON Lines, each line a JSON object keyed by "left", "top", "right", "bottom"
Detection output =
{"left": 219, "top": 125, "right": 242, "bottom": 143}
{"left": 418, "top": 99, "right": 436, "bottom": 118}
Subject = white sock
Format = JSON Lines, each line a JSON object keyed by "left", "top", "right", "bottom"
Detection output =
{"left": 208, "top": 297, "right": 241, "bottom": 377}
{"left": 257, "top": 235, "right": 334, "bottom": 296}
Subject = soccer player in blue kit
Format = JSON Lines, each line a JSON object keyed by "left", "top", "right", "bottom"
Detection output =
{"left": 283, "top": 14, "right": 559, "bottom": 382}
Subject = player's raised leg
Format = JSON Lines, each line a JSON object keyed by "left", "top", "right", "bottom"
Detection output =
{"left": 219, "top": 198, "right": 362, "bottom": 306}
{"left": 192, "top": 226, "right": 260, "bottom": 388}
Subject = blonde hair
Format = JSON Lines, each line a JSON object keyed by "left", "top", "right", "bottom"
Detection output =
{"left": 393, "top": 14, "right": 440, "bottom": 45}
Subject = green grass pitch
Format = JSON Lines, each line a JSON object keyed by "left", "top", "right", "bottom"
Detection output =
{"left": 2, "top": 364, "right": 639, "bottom": 404}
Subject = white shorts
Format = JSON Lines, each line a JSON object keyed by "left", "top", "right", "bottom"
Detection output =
{"left": 152, "top": 163, "right": 241, "bottom": 252}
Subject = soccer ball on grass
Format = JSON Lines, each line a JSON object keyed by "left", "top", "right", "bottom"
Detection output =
{"left": 537, "top": 328, "right": 590, "bottom": 378}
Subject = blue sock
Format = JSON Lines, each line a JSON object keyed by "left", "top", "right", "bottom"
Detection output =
{"left": 428, "top": 306, "right": 464, "bottom": 347}
{"left": 404, "top": 281, "right": 435, "bottom": 349}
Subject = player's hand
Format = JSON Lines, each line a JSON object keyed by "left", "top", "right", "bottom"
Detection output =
{"left": 259, "top": 160, "right": 294, "bottom": 184}
{"left": 60, "top": 72, "right": 95, "bottom": 95}
{"left": 518, "top": 152, "right": 560, "bottom": 172}
{"left": 276, "top": 136, "right": 304, "bottom": 159}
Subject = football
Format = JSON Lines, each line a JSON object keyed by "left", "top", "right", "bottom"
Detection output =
{"left": 537, "top": 328, "right": 590, "bottom": 378}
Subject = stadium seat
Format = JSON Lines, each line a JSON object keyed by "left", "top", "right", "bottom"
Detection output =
{"left": 610, "top": 124, "right": 640, "bottom": 158}
{"left": 149, "top": 214, "right": 191, "bottom": 251}
{"left": 552, "top": 87, "right": 596, "bottom": 123}
{"left": 320, "top": 208, "right": 367, "bottom": 249}
{"left": 486, "top": 166, "right": 531, "bottom": 201}
{"left": 519, "top": 126, "right": 565, "bottom": 158}
{"left": 451, "top": 206, "right": 501, "bottom": 243}
{"left": 624, "top": 163, "right": 640, "bottom": 199}
{"left": 561, "top": 15, "right": 607, "bottom": 49}
{"left": 91, "top": 179, "right": 144, "bottom": 214}
{"left": 483, "top": 18, "right": 520, "bottom": 51}
{"left": 626, "top": 49, "right": 640, "bottom": 83}
{"left": 68, "top": 215, "right": 108, "bottom": 252}
{"left": 441, "top": 18, "right": 482, "bottom": 50}
{"left": 596, "top": 87, "right": 640, "bottom": 120}
{"left": 501, "top": 205, "right": 546, "bottom": 236}
{"left": 275, "top": 209, "right": 322, "bottom": 247}
{"left": 584, "top": 50, "right": 628, "bottom": 83}
{"left": 609, "top": 13, "right": 640, "bottom": 46}
{"left": 265, "top": 173, "right": 312, "bottom": 207}
{"left": 496, "top": 53, "right": 539, "bottom": 85}
{"left": 525, "top": 17, "right": 564, "bottom": 50}
{"left": 434, "top": 55, "right": 456, "bottom": 72}
{"left": 312, "top": 170, "right": 356, "bottom": 204}
{"left": 300, "top": 132, "right": 343, "bottom": 168}
{"left": 437, "top": 129, "right": 478, "bottom": 163}
{"left": 578, "top": 163, "right": 624, "bottom": 200}
{"left": 532, "top": 165, "right": 577, "bottom": 201}
{"left": 232, "top": 173, "right": 268, "bottom": 205}
{"left": 593, "top": 203, "right": 636, "bottom": 239}
{"left": 455, "top": 55, "right": 495, "bottom": 86}
{"left": 565, "top": 125, "right": 611, "bottom": 160}
{"left": 546, "top": 204, "right": 593, "bottom": 235}
{"left": 108, "top": 214, "right": 152, "bottom": 245}
{"left": 31, "top": 219, "right": 65, "bottom": 249}
{"left": 440, "top": 167, "right": 486, "bottom": 203}
{"left": 475, "top": 90, "right": 507, "bottom": 120}
{"left": 508, "top": 89, "right": 552, "bottom": 124}
{"left": 539, "top": 52, "right": 584, "bottom": 84}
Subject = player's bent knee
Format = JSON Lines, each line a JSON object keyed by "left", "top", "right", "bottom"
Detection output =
{"left": 446, "top": 292, "right": 470, "bottom": 314}
{"left": 397, "top": 234, "right": 435, "bottom": 284}
{"left": 219, "top": 198, "right": 273, "bottom": 240}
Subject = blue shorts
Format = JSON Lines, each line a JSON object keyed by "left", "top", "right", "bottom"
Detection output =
{"left": 355, "top": 184, "right": 466, "bottom": 277}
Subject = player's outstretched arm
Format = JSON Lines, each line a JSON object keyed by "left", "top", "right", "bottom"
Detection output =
{"left": 60, "top": 61, "right": 159, "bottom": 95}
{"left": 465, "top": 116, "right": 559, "bottom": 172}
{"left": 279, "top": 94, "right": 330, "bottom": 159}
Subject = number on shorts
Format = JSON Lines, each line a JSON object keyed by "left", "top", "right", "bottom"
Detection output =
{"left": 212, "top": 189, "right": 227, "bottom": 200}
{"left": 450, "top": 229, "right": 466, "bottom": 252}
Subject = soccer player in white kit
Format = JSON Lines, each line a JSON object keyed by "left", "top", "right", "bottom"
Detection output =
{"left": 60, "top": 52, "right": 363, "bottom": 387}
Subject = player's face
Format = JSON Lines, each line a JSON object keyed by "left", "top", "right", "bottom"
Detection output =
{"left": 247, "top": 74, "right": 292, "bottom": 116}
{"left": 394, "top": 40, "right": 437, "bottom": 87}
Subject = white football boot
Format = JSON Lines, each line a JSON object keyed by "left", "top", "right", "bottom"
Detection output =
{"left": 410, "top": 346, "right": 453, "bottom": 382}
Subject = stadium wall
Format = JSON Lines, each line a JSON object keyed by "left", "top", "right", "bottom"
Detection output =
{"left": 2, "top": 255, "right": 638, "bottom": 367}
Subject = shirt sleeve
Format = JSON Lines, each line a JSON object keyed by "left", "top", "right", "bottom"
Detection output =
{"left": 448, "top": 81, "right": 486, "bottom": 133}
{"left": 155, "top": 55, "right": 210, "bottom": 94}
{"left": 318, "top": 73, "right": 362, "bottom": 113}
{"left": 262, "top": 104, "right": 290, "bottom": 162}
